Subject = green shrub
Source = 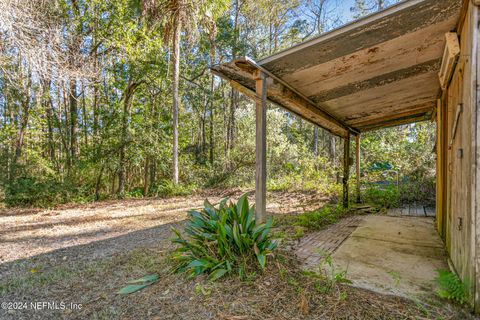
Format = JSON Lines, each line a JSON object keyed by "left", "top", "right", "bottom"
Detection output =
{"left": 295, "top": 204, "right": 347, "bottom": 231}
{"left": 363, "top": 184, "right": 400, "bottom": 208}
{"left": 171, "top": 194, "right": 277, "bottom": 281}
{"left": 4, "top": 176, "right": 90, "bottom": 207}
{"left": 125, "top": 187, "right": 144, "bottom": 198}
{"left": 399, "top": 178, "right": 435, "bottom": 206}
{"left": 149, "top": 180, "right": 195, "bottom": 197}
{"left": 436, "top": 270, "right": 469, "bottom": 305}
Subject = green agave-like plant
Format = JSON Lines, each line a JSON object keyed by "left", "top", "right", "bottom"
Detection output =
{"left": 171, "top": 193, "right": 277, "bottom": 281}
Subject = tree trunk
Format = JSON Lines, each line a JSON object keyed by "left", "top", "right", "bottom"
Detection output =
{"left": 343, "top": 134, "right": 350, "bottom": 208}
{"left": 209, "top": 81, "right": 215, "bottom": 165}
{"left": 313, "top": 127, "right": 319, "bottom": 157}
{"left": 377, "top": 0, "right": 385, "bottom": 10}
{"left": 51, "top": 94, "right": 68, "bottom": 173}
{"left": 118, "top": 81, "right": 140, "bottom": 196}
{"left": 92, "top": 8, "right": 99, "bottom": 139}
{"left": 223, "top": 91, "right": 228, "bottom": 158}
{"left": 93, "top": 78, "right": 99, "bottom": 137}
{"left": 226, "top": 0, "right": 241, "bottom": 160}
{"left": 95, "top": 165, "right": 104, "bottom": 201}
{"left": 11, "top": 73, "right": 32, "bottom": 181}
{"left": 228, "top": 89, "right": 237, "bottom": 152}
{"left": 150, "top": 161, "right": 156, "bottom": 190}
{"left": 143, "top": 156, "right": 149, "bottom": 196}
{"left": 2, "top": 92, "right": 10, "bottom": 181}
{"left": 330, "top": 135, "right": 340, "bottom": 182}
{"left": 111, "top": 170, "right": 116, "bottom": 195}
{"left": 61, "top": 83, "right": 70, "bottom": 171}
{"left": 209, "top": 42, "right": 215, "bottom": 165}
{"left": 171, "top": 12, "right": 182, "bottom": 184}
{"left": 42, "top": 79, "right": 55, "bottom": 163}
{"left": 202, "top": 94, "right": 208, "bottom": 160}
{"left": 69, "top": 78, "right": 78, "bottom": 168}
{"left": 150, "top": 92, "right": 159, "bottom": 189}
{"left": 81, "top": 82, "right": 88, "bottom": 148}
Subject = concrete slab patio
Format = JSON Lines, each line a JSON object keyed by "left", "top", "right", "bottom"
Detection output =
{"left": 333, "top": 215, "right": 448, "bottom": 299}
{"left": 296, "top": 214, "right": 449, "bottom": 300}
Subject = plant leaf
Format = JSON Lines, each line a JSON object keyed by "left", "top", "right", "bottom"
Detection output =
{"left": 209, "top": 268, "right": 228, "bottom": 281}
{"left": 117, "top": 283, "right": 153, "bottom": 295}
{"left": 257, "top": 254, "right": 266, "bottom": 269}
{"left": 127, "top": 274, "right": 159, "bottom": 284}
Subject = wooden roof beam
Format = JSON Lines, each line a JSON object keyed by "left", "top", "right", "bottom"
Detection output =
{"left": 230, "top": 57, "right": 357, "bottom": 138}
{"left": 210, "top": 71, "right": 351, "bottom": 137}
{"left": 267, "top": 80, "right": 350, "bottom": 137}
{"left": 346, "top": 102, "right": 434, "bottom": 127}
{"left": 358, "top": 112, "right": 432, "bottom": 131}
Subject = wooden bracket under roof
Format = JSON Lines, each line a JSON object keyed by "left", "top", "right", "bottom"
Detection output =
{"left": 439, "top": 32, "right": 460, "bottom": 90}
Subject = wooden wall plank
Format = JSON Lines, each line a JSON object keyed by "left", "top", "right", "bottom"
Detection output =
{"left": 474, "top": 2, "right": 480, "bottom": 312}
{"left": 469, "top": 1, "right": 479, "bottom": 313}
{"left": 436, "top": 98, "right": 448, "bottom": 239}
{"left": 445, "top": 1, "right": 477, "bottom": 308}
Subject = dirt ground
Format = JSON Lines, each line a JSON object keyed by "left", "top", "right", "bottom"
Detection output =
{"left": 0, "top": 190, "right": 474, "bottom": 319}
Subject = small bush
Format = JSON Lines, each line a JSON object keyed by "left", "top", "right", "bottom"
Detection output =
{"left": 4, "top": 176, "right": 90, "bottom": 207}
{"left": 171, "top": 194, "right": 277, "bottom": 281}
{"left": 295, "top": 204, "right": 347, "bottom": 231}
{"left": 399, "top": 178, "right": 435, "bottom": 206}
{"left": 149, "top": 180, "right": 195, "bottom": 197}
{"left": 436, "top": 270, "right": 469, "bottom": 305}
{"left": 125, "top": 187, "right": 144, "bottom": 198}
{"left": 363, "top": 185, "right": 400, "bottom": 209}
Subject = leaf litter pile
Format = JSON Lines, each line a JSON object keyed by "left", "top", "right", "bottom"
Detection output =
{"left": 0, "top": 191, "right": 474, "bottom": 319}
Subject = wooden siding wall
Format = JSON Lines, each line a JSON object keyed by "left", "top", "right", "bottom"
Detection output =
{"left": 473, "top": 0, "right": 480, "bottom": 312}
{"left": 437, "top": 99, "right": 448, "bottom": 244}
{"left": 440, "top": 0, "right": 478, "bottom": 308}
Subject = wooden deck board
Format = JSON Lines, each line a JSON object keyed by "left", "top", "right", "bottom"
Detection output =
{"left": 388, "top": 204, "right": 435, "bottom": 217}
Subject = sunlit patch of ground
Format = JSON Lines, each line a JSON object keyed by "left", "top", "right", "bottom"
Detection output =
{"left": 0, "top": 190, "right": 328, "bottom": 278}
{"left": 0, "top": 191, "right": 472, "bottom": 319}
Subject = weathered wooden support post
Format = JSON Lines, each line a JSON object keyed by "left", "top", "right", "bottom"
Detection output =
{"left": 355, "top": 134, "right": 361, "bottom": 203}
{"left": 255, "top": 71, "right": 267, "bottom": 223}
{"left": 343, "top": 133, "right": 350, "bottom": 208}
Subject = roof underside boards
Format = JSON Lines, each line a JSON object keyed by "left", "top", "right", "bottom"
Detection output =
{"left": 211, "top": 0, "right": 463, "bottom": 137}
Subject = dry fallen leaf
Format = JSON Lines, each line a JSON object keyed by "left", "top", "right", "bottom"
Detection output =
{"left": 299, "top": 293, "right": 309, "bottom": 315}
{"left": 218, "top": 314, "right": 248, "bottom": 320}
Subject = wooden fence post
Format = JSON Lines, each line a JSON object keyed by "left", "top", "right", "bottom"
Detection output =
{"left": 343, "top": 133, "right": 350, "bottom": 208}
{"left": 255, "top": 71, "right": 267, "bottom": 223}
{"left": 356, "top": 134, "right": 361, "bottom": 203}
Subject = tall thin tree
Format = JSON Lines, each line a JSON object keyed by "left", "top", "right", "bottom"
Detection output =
{"left": 142, "top": 0, "right": 228, "bottom": 184}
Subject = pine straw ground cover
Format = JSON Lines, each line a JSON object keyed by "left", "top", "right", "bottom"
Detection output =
{"left": 0, "top": 239, "right": 473, "bottom": 319}
{"left": 0, "top": 192, "right": 474, "bottom": 320}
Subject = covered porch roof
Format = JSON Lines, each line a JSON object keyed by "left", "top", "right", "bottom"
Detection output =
{"left": 211, "top": 0, "right": 463, "bottom": 138}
